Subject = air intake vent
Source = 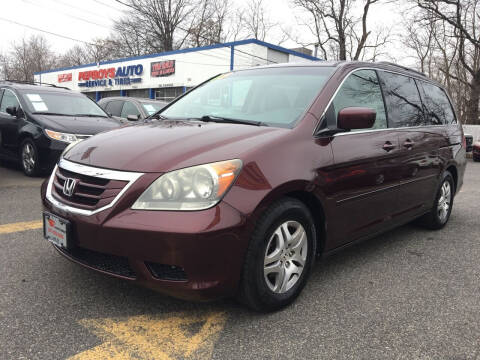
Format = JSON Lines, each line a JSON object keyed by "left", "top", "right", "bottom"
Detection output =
{"left": 146, "top": 262, "right": 187, "bottom": 281}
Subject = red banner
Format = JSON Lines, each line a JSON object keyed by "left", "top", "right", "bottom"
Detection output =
{"left": 151, "top": 60, "right": 175, "bottom": 77}
{"left": 58, "top": 73, "right": 72, "bottom": 83}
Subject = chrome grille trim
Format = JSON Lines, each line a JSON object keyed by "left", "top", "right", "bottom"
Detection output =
{"left": 46, "top": 158, "right": 144, "bottom": 216}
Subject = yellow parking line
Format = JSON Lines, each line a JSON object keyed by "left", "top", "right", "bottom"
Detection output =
{"left": 0, "top": 220, "right": 43, "bottom": 235}
{"left": 69, "top": 311, "right": 227, "bottom": 360}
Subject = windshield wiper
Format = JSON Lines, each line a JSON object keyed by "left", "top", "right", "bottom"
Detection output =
{"left": 73, "top": 114, "right": 108, "bottom": 118}
{"left": 146, "top": 113, "right": 169, "bottom": 121}
{"left": 194, "top": 115, "right": 265, "bottom": 126}
{"left": 32, "top": 112, "right": 73, "bottom": 116}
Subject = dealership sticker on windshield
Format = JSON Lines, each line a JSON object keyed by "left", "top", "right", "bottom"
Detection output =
{"left": 43, "top": 212, "right": 69, "bottom": 248}
{"left": 27, "top": 94, "right": 43, "bottom": 102}
{"left": 144, "top": 104, "right": 156, "bottom": 114}
{"left": 32, "top": 102, "right": 48, "bottom": 111}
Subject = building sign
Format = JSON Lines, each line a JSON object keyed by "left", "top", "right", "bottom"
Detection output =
{"left": 58, "top": 73, "right": 72, "bottom": 82}
{"left": 151, "top": 60, "right": 175, "bottom": 77}
{"left": 77, "top": 64, "right": 143, "bottom": 88}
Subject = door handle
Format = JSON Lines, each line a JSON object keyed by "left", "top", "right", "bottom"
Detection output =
{"left": 403, "top": 139, "right": 414, "bottom": 149}
{"left": 382, "top": 141, "right": 395, "bottom": 152}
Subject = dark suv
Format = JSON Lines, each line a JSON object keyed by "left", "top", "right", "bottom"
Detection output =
{"left": 41, "top": 62, "right": 466, "bottom": 311}
{"left": 0, "top": 81, "right": 122, "bottom": 176}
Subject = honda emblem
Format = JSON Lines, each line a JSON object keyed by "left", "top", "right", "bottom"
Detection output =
{"left": 63, "top": 178, "right": 77, "bottom": 197}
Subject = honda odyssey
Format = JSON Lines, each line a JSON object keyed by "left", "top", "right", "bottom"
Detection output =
{"left": 41, "top": 62, "right": 466, "bottom": 311}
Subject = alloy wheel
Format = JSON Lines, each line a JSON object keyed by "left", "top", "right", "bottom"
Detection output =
{"left": 22, "top": 143, "right": 36, "bottom": 173}
{"left": 264, "top": 221, "right": 308, "bottom": 293}
{"left": 437, "top": 181, "right": 451, "bottom": 223}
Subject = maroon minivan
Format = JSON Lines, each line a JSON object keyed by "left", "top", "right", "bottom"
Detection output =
{"left": 41, "top": 62, "right": 466, "bottom": 311}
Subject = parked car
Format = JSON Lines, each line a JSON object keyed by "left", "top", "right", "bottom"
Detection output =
{"left": 473, "top": 138, "right": 480, "bottom": 162}
{"left": 0, "top": 81, "right": 123, "bottom": 176}
{"left": 465, "top": 133, "right": 473, "bottom": 152}
{"left": 41, "top": 62, "right": 466, "bottom": 311}
{"left": 97, "top": 97, "right": 167, "bottom": 121}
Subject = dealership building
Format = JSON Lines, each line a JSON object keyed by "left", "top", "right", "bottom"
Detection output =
{"left": 33, "top": 39, "right": 318, "bottom": 102}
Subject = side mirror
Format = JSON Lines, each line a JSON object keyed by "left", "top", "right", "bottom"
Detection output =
{"left": 6, "top": 106, "right": 17, "bottom": 117}
{"left": 127, "top": 114, "right": 140, "bottom": 121}
{"left": 337, "top": 107, "right": 376, "bottom": 130}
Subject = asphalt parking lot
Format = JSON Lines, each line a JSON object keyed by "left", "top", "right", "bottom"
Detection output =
{"left": 0, "top": 160, "right": 479, "bottom": 360}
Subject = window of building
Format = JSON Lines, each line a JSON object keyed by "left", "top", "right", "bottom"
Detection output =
{"left": 331, "top": 70, "right": 387, "bottom": 130}
{"left": 155, "top": 87, "right": 185, "bottom": 103}
{"left": 378, "top": 71, "right": 424, "bottom": 127}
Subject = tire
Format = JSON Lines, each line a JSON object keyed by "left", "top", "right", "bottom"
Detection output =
{"left": 473, "top": 155, "right": 480, "bottom": 162}
{"left": 20, "top": 138, "right": 40, "bottom": 176}
{"left": 239, "top": 198, "right": 316, "bottom": 312}
{"left": 416, "top": 171, "right": 454, "bottom": 230}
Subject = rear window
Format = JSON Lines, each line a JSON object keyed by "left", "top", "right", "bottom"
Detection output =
{"left": 378, "top": 71, "right": 424, "bottom": 127}
{"left": 417, "top": 81, "right": 456, "bottom": 125}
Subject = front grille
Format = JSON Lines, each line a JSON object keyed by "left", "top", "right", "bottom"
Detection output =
{"left": 146, "top": 262, "right": 187, "bottom": 281}
{"left": 59, "top": 246, "right": 136, "bottom": 279}
{"left": 51, "top": 166, "right": 128, "bottom": 210}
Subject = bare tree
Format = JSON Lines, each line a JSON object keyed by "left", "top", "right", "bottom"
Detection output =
{"left": 114, "top": 0, "right": 196, "bottom": 53}
{"left": 187, "top": 0, "right": 230, "bottom": 46}
{"left": 240, "top": 0, "right": 276, "bottom": 41}
{"left": 292, "top": 0, "right": 389, "bottom": 61}
{"left": 0, "top": 35, "right": 57, "bottom": 81}
{"left": 412, "top": 0, "right": 480, "bottom": 125}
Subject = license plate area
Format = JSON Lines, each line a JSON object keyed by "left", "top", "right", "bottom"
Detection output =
{"left": 43, "top": 212, "right": 70, "bottom": 249}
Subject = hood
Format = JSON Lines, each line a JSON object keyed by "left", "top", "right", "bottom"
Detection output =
{"left": 63, "top": 120, "right": 288, "bottom": 172}
{"left": 33, "top": 114, "right": 122, "bottom": 134}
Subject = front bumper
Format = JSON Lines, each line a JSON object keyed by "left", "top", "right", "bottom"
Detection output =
{"left": 41, "top": 180, "right": 249, "bottom": 301}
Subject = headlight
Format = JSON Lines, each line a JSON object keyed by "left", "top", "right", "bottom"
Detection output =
{"left": 132, "top": 159, "right": 242, "bottom": 211}
{"left": 45, "top": 129, "right": 78, "bottom": 143}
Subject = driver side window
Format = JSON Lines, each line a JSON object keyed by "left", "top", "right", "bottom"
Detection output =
{"left": 0, "top": 89, "right": 20, "bottom": 114}
{"left": 332, "top": 70, "right": 387, "bottom": 130}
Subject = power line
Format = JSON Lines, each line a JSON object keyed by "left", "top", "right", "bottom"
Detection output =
{"left": 0, "top": 17, "right": 96, "bottom": 46}
{"left": 50, "top": 0, "right": 116, "bottom": 22}
{"left": 22, "top": 0, "right": 113, "bottom": 30}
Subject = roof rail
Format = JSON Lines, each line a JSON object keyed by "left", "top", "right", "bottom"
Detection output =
{"left": 375, "top": 61, "right": 427, "bottom": 77}
{"left": 0, "top": 79, "right": 70, "bottom": 90}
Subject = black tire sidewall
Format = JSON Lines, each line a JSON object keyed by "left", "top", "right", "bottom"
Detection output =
{"left": 243, "top": 199, "right": 316, "bottom": 311}
{"left": 20, "top": 139, "right": 39, "bottom": 176}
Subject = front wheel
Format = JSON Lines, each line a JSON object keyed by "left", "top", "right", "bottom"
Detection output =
{"left": 20, "top": 139, "right": 40, "bottom": 176}
{"left": 417, "top": 172, "right": 454, "bottom": 230}
{"left": 473, "top": 155, "right": 480, "bottom": 162}
{"left": 239, "top": 198, "right": 316, "bottom": 312}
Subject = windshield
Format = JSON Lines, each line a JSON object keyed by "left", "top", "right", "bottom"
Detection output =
{"left": 142, "top": 102, "right": 165, "bottom": 115}
{"left": 20, "top": 91, "right": 107, "bottom": 117}
{"left": 161, "top": 66, "right": 334, "bottom": 128}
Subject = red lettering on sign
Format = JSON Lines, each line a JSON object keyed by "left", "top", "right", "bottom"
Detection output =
{"left": 58, "top": 73, "right": 72, "bottom": 82}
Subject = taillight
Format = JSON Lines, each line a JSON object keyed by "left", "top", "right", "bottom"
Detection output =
{"left": 462, "top": 135, "right": 466, "bottom": 148}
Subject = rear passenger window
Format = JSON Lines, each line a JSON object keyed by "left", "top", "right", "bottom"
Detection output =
{"left": 378, "top": 72, "right": 424, "bottom": 127}
{"left": 417, "top": 81, "right": 456, "bottom": 125}
{"left": 121, "top": 101, "right": 141, "bottom": 119}
{"left": 332, "top": 70, "right": 387, "bottom": 130}
{"left": 105, "top": 100, "right": 124, "bottom": 117}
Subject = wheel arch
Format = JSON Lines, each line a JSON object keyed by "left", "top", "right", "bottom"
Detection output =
{"left": 248, "top": 181, "right": 327, "bottom": 256}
